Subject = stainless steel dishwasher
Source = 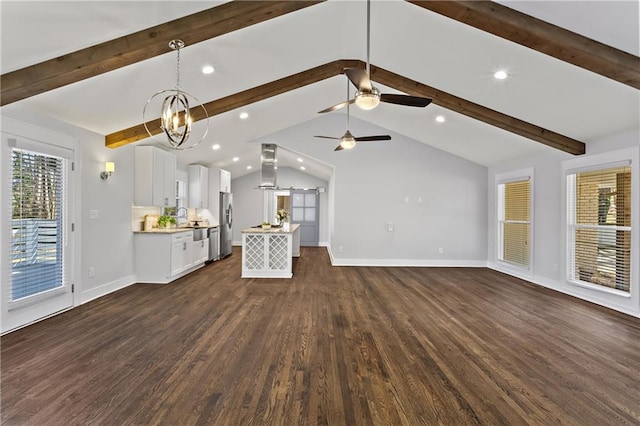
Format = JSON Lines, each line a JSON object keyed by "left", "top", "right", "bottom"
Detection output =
{"left": 207, "top": 227, "right": 219, "bottom": 263}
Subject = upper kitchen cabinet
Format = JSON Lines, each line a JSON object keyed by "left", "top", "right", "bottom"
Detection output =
{"left": 134, "top": 146, "right": 176, "bottom": 207}
{"left": 220, "top": 169, "right": 231, "bottom": 193}
{"left": 188, "top": 165, "right": 209, "bottom": 209}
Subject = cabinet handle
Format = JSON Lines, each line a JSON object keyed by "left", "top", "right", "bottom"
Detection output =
{"left": 183, "top": 242, "right": 187, "bottom": 250}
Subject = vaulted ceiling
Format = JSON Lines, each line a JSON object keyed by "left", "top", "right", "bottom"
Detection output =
{"left": 1, "top": 1, "right": 638, "bottom": 179}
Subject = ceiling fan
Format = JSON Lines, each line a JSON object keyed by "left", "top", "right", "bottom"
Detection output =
{"left": 315, "top": 77, "right": 391, "bottom": 151}
{"left": 319, "top": 0, "right": 432, "bottom": 114}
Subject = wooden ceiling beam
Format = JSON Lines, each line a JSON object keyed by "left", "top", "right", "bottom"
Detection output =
{"left": 105, "top": 59, "right": 361, "bottom": 148}
{"left": 107, "top": 59, "right": 585, "bottom": 155}
{"left": 0, "top": 1, "right": 324, "bottom": 106}
{"left": 369, "top": 64, "right": 585, "bottom": 155}
{"left": 407, "top": 0, "right": 640, "bottom": 90}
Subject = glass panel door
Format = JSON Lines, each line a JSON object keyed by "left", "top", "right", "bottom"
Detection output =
{"left": 2, "top": 135, "right": 74, "bottom": 334}
{"left": 290, "top": 189, "right": 319, "bottom": 246}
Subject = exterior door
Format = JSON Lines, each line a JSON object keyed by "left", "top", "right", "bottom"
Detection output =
{"left": 2, "top": 134, "right": 75, "bottom": 334}
{"left": 290, "top": 189, "right": 319, "bottom": 246}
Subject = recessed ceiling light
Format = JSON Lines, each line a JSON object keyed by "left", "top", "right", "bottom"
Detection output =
{"left": 494, "top": 70, "right": 508, "bottom": 80}
{"left": 246, "top": 165, "right": 252, "bottom": 170}
{"left": 202, "top": 65, "right": 215, "bottom": 75}
{"left": 297, "top": 158, "right": 304, "bottom": 163}
{"left": 300, "top": 166, "right": 306, "bottom": 171}
{"left": 212, "top": 144, "right": 220, "bottom": 150}
{"left": 239, "top": 112, "right": 249, "bottom": 120}
{"left": 435, "top": 115, "right": 445, "bottom": 123}
{"left": 232, "top": 157, "right": 239, "bottom": 162}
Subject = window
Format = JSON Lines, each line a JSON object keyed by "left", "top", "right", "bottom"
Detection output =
{"left": 11, "top": 147, "right": 67, "bottom": 300}
{"left": 567, "top": 162, "right": 632, "bottom": 293}
{"left": 497, "top": 173, "right": 532, "bottom": 270}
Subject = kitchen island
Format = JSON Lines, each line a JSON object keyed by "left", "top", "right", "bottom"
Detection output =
{"left": 241, "top": 224, "right": 300, "bottom": 278}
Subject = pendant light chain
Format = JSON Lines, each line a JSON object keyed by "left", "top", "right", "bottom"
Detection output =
{"left": 175, "top": 44, "right": 181, "bottom": 90}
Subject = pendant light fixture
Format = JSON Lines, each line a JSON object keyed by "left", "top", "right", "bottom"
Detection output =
{"left": 143, "top": 39, "right": 209, "bottom": 150}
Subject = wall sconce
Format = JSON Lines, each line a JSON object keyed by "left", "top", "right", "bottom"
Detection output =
{"left": 100, "top": 162, "right": 115, "bottom": 180}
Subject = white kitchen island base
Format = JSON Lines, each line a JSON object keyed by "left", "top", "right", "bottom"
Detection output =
{"left": 241, "top": 224, "right": 300, "bottom": 278}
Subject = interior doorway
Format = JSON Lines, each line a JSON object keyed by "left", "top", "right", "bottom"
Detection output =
{"left": 290, "top": 189, "right": 319, "bottom": 247}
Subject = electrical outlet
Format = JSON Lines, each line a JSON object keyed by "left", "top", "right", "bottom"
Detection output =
{"left": 404, "top": 196, "right": 410, "bottom": 203}
{"left": 88, "top": 267, "right": 95, "bottom": 278}
{"left": 417, "top": 196, "right": 423, "bottom": 203}
{"left": 387, "top": 223, "right": 394, "bottom": 232}
{"left": 338, "top": 246, "right": 344, "bottom": 253}
{"left": 438, "top": 248, "right": 444, "bottom": 254}
{"left": 89, "top": 209, "right": 99, "bottom": 219}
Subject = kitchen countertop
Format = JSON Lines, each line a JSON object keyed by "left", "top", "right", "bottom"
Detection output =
{"left": 241, "top": 224, "right": 299, "bottom": 234}
{"left": 134, "top": 225, "right": 219, "bottom": 234}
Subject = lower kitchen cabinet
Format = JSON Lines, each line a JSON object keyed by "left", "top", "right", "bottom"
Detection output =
{"left": 135, "top": 230, "right": 207, "bottom": 284}
{"left": 192, "top": 238, "right": 209, "bottom": 265}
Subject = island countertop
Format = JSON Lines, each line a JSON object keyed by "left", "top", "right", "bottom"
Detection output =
{"left": 241, "top": 224, "right": 299, "bottom": 234}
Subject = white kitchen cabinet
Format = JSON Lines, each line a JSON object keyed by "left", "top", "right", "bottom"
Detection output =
{"left": 192, "top": 238, "right": 209, "bottom": 264}
{"left": 188, "top": 165, "right": 209, "bottom": 209}
{"left": 171, "top": 232, "right": 193, "bottom": 276}
{"left": 134, "top": 230, "right": 205, "bottom": 284}
{"left": 134, "top": 145, "right": 176, "bottom": 207}
{"left": 220, "top": 169, "right": 231, "bottom": 193}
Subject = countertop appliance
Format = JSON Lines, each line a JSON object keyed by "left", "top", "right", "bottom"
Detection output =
{"left": 219, "top": 193, "right": 233, "bottom": 258}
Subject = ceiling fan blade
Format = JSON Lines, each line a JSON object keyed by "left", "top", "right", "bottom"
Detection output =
{"left": 334, "top": 144, "right": 344, "bottom": 151}
{"left": 318, "top": 98, "right": 355, "bottom": 114}
{"left": 354, "top": 135, "right": 391, "bottom": 142}
{"left": 344, "top": 68, "right": 372, "bottom": 91}
{"left": 314, "top": 135, "right": 341, "bottom": 140}
{"left": 380, "top": 93, "right": 432, "bottom": 107}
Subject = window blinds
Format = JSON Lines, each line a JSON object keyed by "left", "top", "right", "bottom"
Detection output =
{"left": 567, "top": 165, "right": 631, "bottom": 293}
{"left": 499, "top": 179, "right": 531, "bottom": 268}
{"left": 11, "top": 148, "right": 66, "bottom": 301}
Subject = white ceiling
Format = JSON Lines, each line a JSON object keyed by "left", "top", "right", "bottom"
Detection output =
{"left": 1, "top": 1, "right": 638, "bottom": 180}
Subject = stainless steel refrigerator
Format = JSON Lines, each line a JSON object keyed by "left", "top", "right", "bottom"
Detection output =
{"left": 219, "top": 192, "right": 233, "bottom": 258}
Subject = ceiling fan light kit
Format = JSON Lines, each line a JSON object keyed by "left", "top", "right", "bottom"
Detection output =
{"left": 315, "top": 76, "right": 391, "bottom": 151}
{"left": 354, "top": 88, "right": 381, "bottom": 110}
{"left": 143, "top": 39, "right": 209, "bottom": 150}
{"left": 318, "top": 0, "right": 432, "bottom": 115}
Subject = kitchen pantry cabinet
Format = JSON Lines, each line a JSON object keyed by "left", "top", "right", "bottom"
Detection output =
{"left": 134, "top": 146, "right": 176, "bottom": 207}
{"left": 134, "top": 230, "right": 206, "bottom": 284}
{"left": 220, "top": 169, "right": 231, "bottom": 193}
{"left": 188, "top": 165, "right": 209, "bottom": 208}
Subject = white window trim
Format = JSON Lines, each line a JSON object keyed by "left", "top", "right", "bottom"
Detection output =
{"left": 562, "top": 147, "right": 639, "bottom": 310}
{"left": 495, "top": 167, "right": 534, "bottom": 277}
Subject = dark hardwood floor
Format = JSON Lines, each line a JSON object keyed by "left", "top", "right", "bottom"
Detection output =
{"left": 2, "top": 247, "right": 640, "bottom": 425}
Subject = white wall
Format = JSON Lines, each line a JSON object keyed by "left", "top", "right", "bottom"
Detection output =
{"left": 250, "top": 114, "right": 489, "bottom": 266}
{"left": 488, "top": 129, "right": 640, "bottom": 317}
{"left": 2, "top": 106, "right": 136, "bottom": 306}
{"left": 230, "top": 167, "right": 329, "bottom": 244}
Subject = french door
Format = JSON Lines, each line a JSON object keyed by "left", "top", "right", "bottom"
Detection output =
{"left": 2, "top": 133, "right": 75, "bottom": 334}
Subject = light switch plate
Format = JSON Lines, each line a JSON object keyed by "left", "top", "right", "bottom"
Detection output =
{"left": 89, "top": 209, "right": 99, "bottom": 219}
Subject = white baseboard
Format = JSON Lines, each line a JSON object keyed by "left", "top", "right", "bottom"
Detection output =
{"left": 78, "top": 274, "right": 136, "bottom": 305}
{"left": 331, "top": 258, "right": 487, "bottom": 267}
{"left": 325, "top": 245, "right": 485, "bottom": 267}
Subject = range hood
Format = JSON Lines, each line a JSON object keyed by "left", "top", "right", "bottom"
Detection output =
{"left": 259, "top": 143, "right": 277, "bottom": 189}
